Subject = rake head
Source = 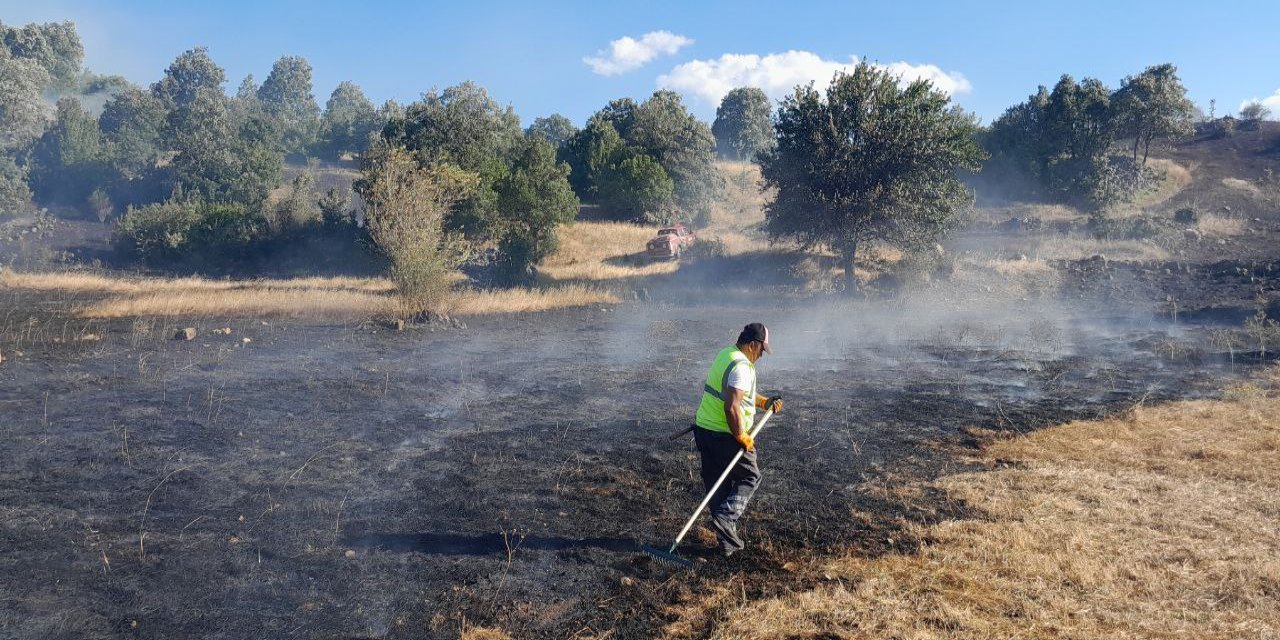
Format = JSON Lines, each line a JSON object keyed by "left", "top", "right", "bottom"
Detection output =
{"left": 641, "top": 545, "right": 693, "bottom": 569}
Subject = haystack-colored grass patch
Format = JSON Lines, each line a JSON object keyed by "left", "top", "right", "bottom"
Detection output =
{"left": 705, "top": 396, "right": 1280, "bottom": 639}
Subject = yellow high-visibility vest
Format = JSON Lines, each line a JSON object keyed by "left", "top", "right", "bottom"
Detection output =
{"left": 695, "top": 345, "right": 756, "bottom": 433}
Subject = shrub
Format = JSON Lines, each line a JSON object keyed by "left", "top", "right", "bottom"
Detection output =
{"left": 0, "top": 157, "right": 33, "bottom": 217}
{"left": 1210, "top": 117, "right": 1236, "bottom": 139}
{"left": 113, "top": 200, "right": 204, "bottom": 262}
{"left": 1173, "top": 207, "right": 1199, "bottom": 225}
{"left": 1239, "top": 102, "right": 1270, "bottom": 130}
{"left": 683, "top": 235, "right": 726, "bottom": 260}
{"left": 596, "top": 154, "right": 674, "bottom": 221}
{"left": 264, "top": 172, "right": 322, "bottom": 236}
{"left": 318, "top": 187, "right": 353, "bottom": 228}
{"left": 357, "top": 146, "right": 478, "bottom": 316}
{"left": 114, "top": 200, "right": 265, "bottom": 263}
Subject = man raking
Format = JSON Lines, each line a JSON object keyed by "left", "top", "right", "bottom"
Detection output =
{"left": 647, "top": 323, "right": 783, "bottom": 565}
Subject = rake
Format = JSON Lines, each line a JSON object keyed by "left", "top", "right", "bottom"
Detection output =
{"left": 643, "top": 405, "right": 779, "bottom": 568}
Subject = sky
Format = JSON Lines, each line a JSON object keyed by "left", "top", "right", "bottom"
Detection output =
{"left": 3, "top": 0, "right": 1279, "bottom": 126}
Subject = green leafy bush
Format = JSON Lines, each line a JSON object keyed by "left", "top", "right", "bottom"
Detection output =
{"left": 113, "top": 200, "right": 203, "bottom": 262}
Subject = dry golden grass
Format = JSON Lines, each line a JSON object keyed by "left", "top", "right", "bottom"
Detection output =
{"left": 1222, "top": 177, "right": 1263, "bottom": 197}
{"left": 1139, "top": 158, "right": 1193, "bottom": 207}
{"left": 707, "top": 393, "right": 1280, "bottom": 640}
{"left": 984, "top": 256, "right": 1055, "bottom": 278}
{"left": 538, "top": 221, "right": 680, "bottom": 283}
{"left": 1033, "top": 235, "right": 1170, "bottom": 262}
{"left": 458, "top": 627, "right": 511, "bottom": 640}
{"left": 2, "top": 269, "right": 615, "bottom": 319}
{"left": 1198, "top": 213, "right": 1247, "bottom": 237}
{"left": 445, "top": 284, "right": 617, "bottom": 315}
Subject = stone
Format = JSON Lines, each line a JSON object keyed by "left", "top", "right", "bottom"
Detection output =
{"left": 1183, "top": 228, "right": 1202, "bottom": 242}
{"left": 174, "top": 328, "right": 197, "bottom": 341}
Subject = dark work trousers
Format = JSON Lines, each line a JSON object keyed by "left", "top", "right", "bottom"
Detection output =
{"left": 692, "top": 426, "right": 761, "bottom": 553}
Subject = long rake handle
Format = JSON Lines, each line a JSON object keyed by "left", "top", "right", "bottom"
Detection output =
{"left": 667, "top": 410, "right": 775, "bottom": 553}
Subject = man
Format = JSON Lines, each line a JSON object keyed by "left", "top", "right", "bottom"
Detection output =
{"left": 692, "top": 322, "right": 782, "bottom": 557}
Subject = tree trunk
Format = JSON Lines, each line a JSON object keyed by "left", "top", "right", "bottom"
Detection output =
{"left": 1132, "top": 136, "right": 1140, "bottom": 162}
{"left": 843, "top": 243, "right": 858, "bottom": 294}
{"left": 1142, "top": 135, "right": 1152, "bottom": 165}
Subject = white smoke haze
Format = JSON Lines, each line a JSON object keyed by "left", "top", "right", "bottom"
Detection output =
{"left": 1240, "top": 89, "right": 1280, "bottom": 116}
{"left": 657, "top": 50, "right": 972, "bottom": 106}
{"left": 583, "top": 30, "right": 694, "bottom": 76}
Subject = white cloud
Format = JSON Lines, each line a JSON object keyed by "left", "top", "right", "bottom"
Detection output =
{"left": 584, "top": 31, "right": 694, "bottom": 76}
{"left": 657, "top": 50, "right": 971, "bottom": 107}
{"left": 1240, "top": 90, "right": 1280, "bottom": 117}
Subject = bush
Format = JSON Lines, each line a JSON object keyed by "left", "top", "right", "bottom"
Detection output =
{"left": 264, "top": 172, "right": 322, "bottom": 237}
{"left": 1210, "top": 117, "right": 1236, "bottom": 139}
{"left": 357, "top": 147, "right": 478, "bottom": 316}
{"left": 683, "top": 235, "right": 726, "bottom": 260}
{"left": 113, "top": 200, "right": 204, "bottom": 262}
{"left": 318, "top": 187, "right": 353, "bottom": 228}
{"left": 1088, "top": 212, "right": 1165, "bottom": 240}
{"left": 0, "top": 157, "right": 33, "bottom": 217}
{"left": 1173, "top": 207, "right": 1199, "bottom": 225}
{"left": 596, "top": 154, "right": 674, "bottom": 221}
{"left": 114, "top": 200, "right": 265, "bottom": 264}
{"left": 879, "top": 246, "right": 954, "bottom": 291}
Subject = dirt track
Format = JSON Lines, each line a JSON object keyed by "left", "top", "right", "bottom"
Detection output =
{"left": 0, "top": 285, "right": 1235, "bottom": 639}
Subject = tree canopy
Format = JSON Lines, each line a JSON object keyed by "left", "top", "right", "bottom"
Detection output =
{"left": 257, "top": 56, "right": 321, "bottom": 154}
{"left": 712, "top": 87, "right": 774, "bottom": 161}
{"left": 760, "top": 62, "right": 984, "bottom": 291}
{"left": 1111, "top": 64, "right": 1194, "bottom": 163}
{"left": 319, "top": 80, "right": 379, "bottom": 158}
{"left": 525, "top": 114, "right": 578, "bottom": 149}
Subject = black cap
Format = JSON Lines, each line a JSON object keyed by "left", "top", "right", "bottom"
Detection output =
{"left": 737, "top": 322, "right": 772, "bottom": 353}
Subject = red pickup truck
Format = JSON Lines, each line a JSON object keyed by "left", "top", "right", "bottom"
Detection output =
{"left": 645, "top": 224, "right": 696, "bottom": 260}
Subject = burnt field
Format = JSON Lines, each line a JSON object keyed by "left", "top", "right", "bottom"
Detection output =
{"left": 0, "top": 282, "right": 1251, "bottom": 639}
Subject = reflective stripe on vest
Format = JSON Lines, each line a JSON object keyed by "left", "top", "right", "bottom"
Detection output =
{"left": 694, "top": 345, "right": 756, "bottom": 433}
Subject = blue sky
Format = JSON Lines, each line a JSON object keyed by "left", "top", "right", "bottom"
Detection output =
{"left": 4, "top": 0, "right": 1279, "bottom": 125}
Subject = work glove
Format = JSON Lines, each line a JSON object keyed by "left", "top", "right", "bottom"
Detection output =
{"left": 757, "top": 395, "right": 784, "bottom": 413}
{"left": 735, "top": 432, "right": 755, "bottom": 452}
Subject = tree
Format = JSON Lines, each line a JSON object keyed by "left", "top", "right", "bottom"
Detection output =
{"left": 525, "top": 114, "right": 578, "bottom": 149}
{"left": 712, "top": 87, "right": 774, "bottom": 160}
{"left": 1239, "top": 101, "right": 1271, "bottom": 129}
{"left": 0, "top": 20, "right": 83, "bottom": 88}
{"left": 628, "top": 90, "right": 721, "bottom": 216}
{"left": 319, "top": 81, "right": 379, "bottom": 158}
{"left": 493, "top": 138, "right": 580, "bottom": 282}
{"left": 384, "top": 81, "right": 524, "bottom": 236}
{"left": 0, "top": 46, "right": 52, "bottom": 153}
{"left": 257, "top": 56, "right": 321, "bottom": 154}
{"left": 357, "top": 146, "right": 479, "bottom": 315}
{"left": 99, "top": 87, "right": 165, "bottom": 182}
{"left": 760, "top": 63, "right": 984, "bottom": 291}
{"left": 1112, "top": 64, "right": 1194, "bottom": 164}
{"left": 151, "top": 47, "right": 226, "bottom": 112}
{"left": 27, "top": 97, "right": 106, "bottom": 205}
{"left": 154, "top": 50, "right": 280, "bottom": 207}
{"left": 596, "top": 153, "right": 674, "bottom": 220}
{"left": 0, "top": 156, "right": 32, "bottom": 216}
{"left": 390, "top": 81, "right": 523, "bottom": 171}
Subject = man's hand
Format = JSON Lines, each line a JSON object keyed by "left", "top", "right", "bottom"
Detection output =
{"left": 757, "top": 395, "right": 783, "bottom": 413}
{"left": 735, "top": 432, "right": 755, "bottom": 452}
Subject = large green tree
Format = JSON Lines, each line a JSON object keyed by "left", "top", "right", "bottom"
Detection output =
{"left": 153, "top": 48, "right": 281, "bottom": 206}
{"left": 712, "top": 87, "right": 774, "bottom": 161}
{"left": 629, "top": 90, "right": 721, "bottom": 215}
{"left": 257, "top": 55, "right": 321, "bottom": 154}
{"left": 0, "top": 20, "right": 83, "bottom": 88}
{"left": 99, "top": 87, "right": 165, "bottom": 182}
{"left": 27, "top": 97, "right": 106, "bottom": 205}
{"left": 494, "top": 137, "right": 580, "bottom": 282}
{"left": 525, "top": 114, "right": 577, "bottom": 149}
{"left": 318, "top": 81, "right": 379, "bottom": 158}
{"left": 760, "top": 62, "right": 984, "bottom": 291}
{"left": 384, "top": 81, "right": 523, "bottom": 235}
{"left": 1111, "top": 63, "right": 1194, "bottom": 164}
{"left": 0, "top": 46, "right": 51, "bottom": 153}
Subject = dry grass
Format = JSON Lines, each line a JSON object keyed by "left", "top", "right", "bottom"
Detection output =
{"left": 445, "top": 284, "right": 617, "bottom": 315}
{"left": 1198, "top": 213, "right": 1247, "bottom": 237}
{"left": 2, "top": 269, "right": 615, "bottom": 319}
{"left": 706, "top": 393, "right": 1280, "bottom": 640}
{"left": 984, "top": 256, "right": 1055, "bottom": 278}
{"left": 539, "top": 221, "right": 680, "bottom": 283}
{"left": 1139, "top": 158, "right": 1193, "bottom": 208}
{"left": 1033, "top": 235, "right": 1170, "bottom": 262}
{"left": 1222, "top": 177, "right": 1263, "bottom": 197}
